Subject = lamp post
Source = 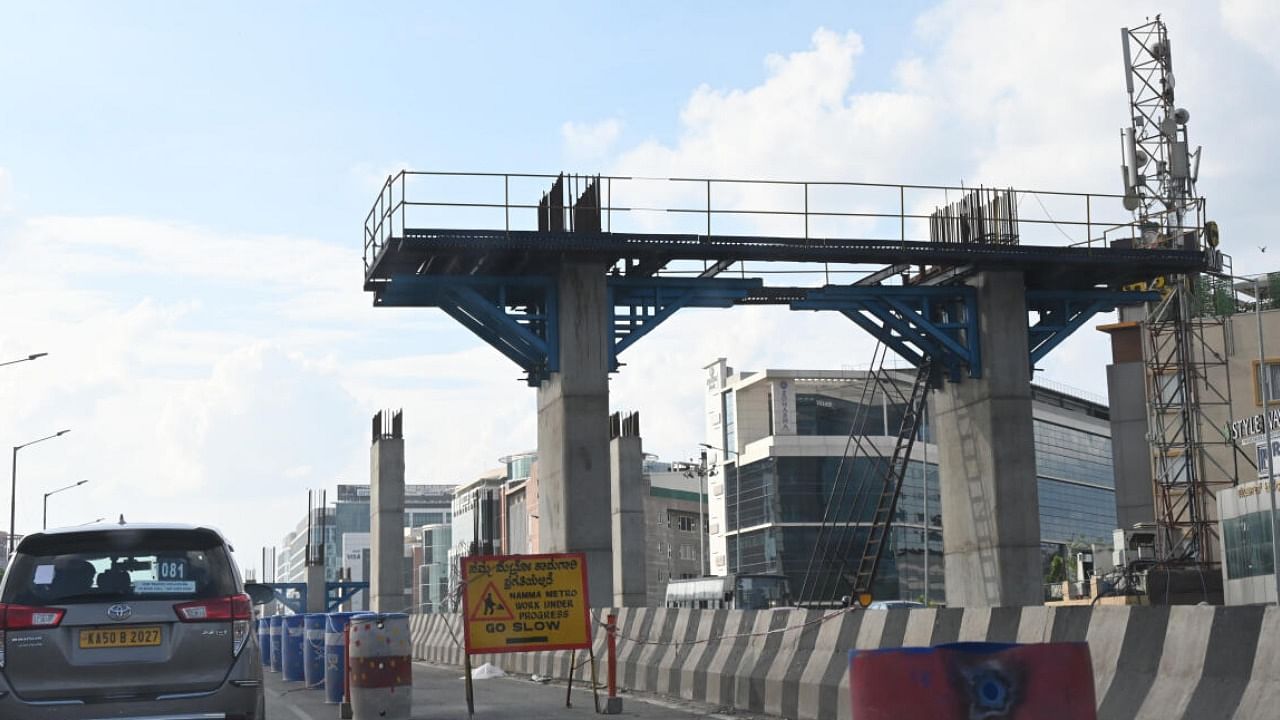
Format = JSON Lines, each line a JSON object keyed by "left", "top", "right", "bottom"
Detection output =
{"left": 10, "top": 429, "right": 71, "bottom": 555}
{"left": 43, "top": 479, "right": 88, "bottom": 530}
{"left": 700, "top": 442, "right": 743, "bottom": 575}
{"left": 1253, "top": 275, "right": 1280, "bottom": 605}
{"left": 0, "top": 353, "right": 48, "bottom": 369}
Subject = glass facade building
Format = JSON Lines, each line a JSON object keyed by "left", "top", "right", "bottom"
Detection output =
{"left": 705, "top": 359, "right": 1116, "bottom": 606}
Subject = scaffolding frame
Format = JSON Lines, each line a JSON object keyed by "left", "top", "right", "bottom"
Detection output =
{"left": 1144, "top": 270, "right": 1243, "bottom": 564}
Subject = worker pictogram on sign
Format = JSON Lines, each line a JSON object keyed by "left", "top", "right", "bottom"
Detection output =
{"left": 467, "top": 581, "right": 514, "bottom": 622}
{"left": 461, "top": 552, "right": 591, "bottom": 654}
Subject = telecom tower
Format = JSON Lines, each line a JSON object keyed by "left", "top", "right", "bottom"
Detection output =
{"left": 1119, "top": 17, "right": 1235, "bottom": 566}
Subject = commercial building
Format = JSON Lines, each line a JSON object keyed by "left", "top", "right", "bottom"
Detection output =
{"left": 448, "top": 472, "right": 505, "bottom": 591}
{"left": 1101, "top": 276, "right": 1280, "bottom": 603}
{"left": 276, "top": 483, "right": 454, "bottom": 598}
{"left": 415, "top": 523, "right": 452, "bottom": 613}
{"left": 644, "top": 459, "right": 709, "bottom": 606}
{"left": 703, "top": 358, "right": 1116, "bottom": 605}
{"left": 1214, "top": 283, "right": 1280, "bottom": 604}
{"left": 501, "top": 451, "right": 538, "bottom": 555}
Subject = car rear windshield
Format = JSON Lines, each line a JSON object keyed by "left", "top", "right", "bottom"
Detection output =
{"left": 1, "top": 528, "right": 237, "bottom": 605}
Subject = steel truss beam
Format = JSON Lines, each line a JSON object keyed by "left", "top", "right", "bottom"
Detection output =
{"left": 262, "top": 582, "right": 370, "bottom": 613}
{"left": 373, "top": 276, "right": 558, "bottom": 385}
{"left": 1026, "top": 290, "right": 1159, "bottom": 366}
{"left": 793, "top": 286, "right": 980, "bottom": 382}
{"left": 608, "top": 277, "right": 762, "bottom": 370}
{"left": 373, "top": 275, "right": 761, "bottom": 384}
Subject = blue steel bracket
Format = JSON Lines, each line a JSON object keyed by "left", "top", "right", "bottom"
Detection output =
{"left": 325, "top": 581, "right": 369, "bottom": 612}
{"left": 793, "top": 286, "right": 981, "bottom": 382}
{"left": 1026, "top": 290, "right": 1159, "bottom": 366}
{"left": 608, "top": 277, "right": 763, "bottom": 371}
{"left": 264, "top": 583, "right": 306, "bottom": 614}
{"left": 373, "top": 276, "right": 558, "bottom": 386}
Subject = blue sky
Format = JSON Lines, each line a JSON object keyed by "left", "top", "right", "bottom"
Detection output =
{"left": 2, "top": 1, "right": 1278, "bottom": 573}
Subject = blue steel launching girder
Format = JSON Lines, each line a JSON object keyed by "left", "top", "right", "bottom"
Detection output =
{"left": 372, "top": 273, "right": 1159, "bottom": 385}
{"left": 1026, "top": 289, "right": 1159, "bottom": 366}
{"left": 262, "top": 582, "right": 370, "bottom": 614}
{"left": 373, "top": 275, "right": 558, "bottom": 386}
{"left": 373, "top": 275, "right": 762, "bottom": 383}
{"left": 608, "top": 277, "right": 762, "bottom": 371}
{"left": 792, "top": 286, "right": 981, "bottom": 382}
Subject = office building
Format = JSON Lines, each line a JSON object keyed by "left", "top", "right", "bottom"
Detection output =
{"left": 703, "top": 358, "right": 1115, "bottom": 605}
{"left": 448, "top": 471, "right": 505, "bottom": 590}
{"left": 644, "top": 459, "right": 709, "bottom": 605}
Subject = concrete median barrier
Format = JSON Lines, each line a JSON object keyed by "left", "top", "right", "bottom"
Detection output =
{"left": 408, "top": 605, "right": 1279, "bottom": 720}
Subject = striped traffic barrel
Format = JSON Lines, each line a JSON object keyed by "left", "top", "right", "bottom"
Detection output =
{"left": 282, "top": 614, "right": 307, "bottom": 682}
{"left": 348, "top": 612, "right": 412, "bottom": 719}
{"left": 324, "top": 612, "right": 359, "bottom": 704}
{"left": 269, "top": 615, "right": 283, "bottom": 673}
{"left": 257, "top": 618, "right": 271, "bottom": 668}
{"left": 849, "top": 641, "right": 1097, "bottom": 719}
{"left": 303, "top": 613, "right": 326, "bottom": 689}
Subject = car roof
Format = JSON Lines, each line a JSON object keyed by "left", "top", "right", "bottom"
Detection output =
{"left": 17, "top": 523, "right": 233, "bottom": 550}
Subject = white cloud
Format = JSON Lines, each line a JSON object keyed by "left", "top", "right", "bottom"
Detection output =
{"left": 1221, "top": 0, "right": 1280, "bottom": 72}
{"left": 585, "top": 2, "right": 1280, "bottom": 464}
{"left": 561, "top": 119, "right": 622, "bottom": 163}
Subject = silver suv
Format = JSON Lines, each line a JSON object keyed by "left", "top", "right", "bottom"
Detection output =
{"left": 0, "top": 523, "right": 269, "bottom": 719}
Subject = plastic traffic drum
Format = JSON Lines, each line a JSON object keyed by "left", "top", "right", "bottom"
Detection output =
{"left": 324, "top": 612, "right": 360, "bottom": 705}
{"left": 256, "top": 618, "right": 271, "bottom": 668}
{"left": 348, "top": 612, "right": 412, "bottom": 719}
{"left": 268, "top": 615, "right": 283, "bottom": 673}
{"left": 849, "top": 641, "right": 1097, "bottom": 719}
{"left": 281, "top": 614, "right": 307, "bottom": 682}
{"left": 303, "top": 613, "right": 326, "bottom": 689}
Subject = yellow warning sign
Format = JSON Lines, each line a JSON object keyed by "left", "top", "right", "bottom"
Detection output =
{"left": 461, "top": 553, "right": 591, "bottom": 654}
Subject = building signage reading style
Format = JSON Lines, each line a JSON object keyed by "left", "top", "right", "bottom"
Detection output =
{"left": 1227, "top": 409, "right": 1280, "bottom": 444}
{"left": 460, "top": 553, "right": 591, "bottom": 654}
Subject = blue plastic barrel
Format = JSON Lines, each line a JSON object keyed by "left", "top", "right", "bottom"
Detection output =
{"left": 257, "top": 618, "right": 272, "bottom": 668}
{"left": 282, "top": 614, "right": 306, "bottom": 682}
{"left": 324, "top": 612, "right": 360, "bottom": 704}
{"left": 269, "top": 615, "right": 283, "bottom": 673}
{"left": 303, "top": 614, "right": 326, "bottom": 689}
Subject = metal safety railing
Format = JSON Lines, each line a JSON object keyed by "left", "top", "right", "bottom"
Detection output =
{"left": 362, "top": 170, "right": 1205, "bottom": 273}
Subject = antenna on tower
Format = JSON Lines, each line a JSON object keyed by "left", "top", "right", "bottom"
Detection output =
{"left": 1119, "top": 16, "right": 1206, "bottom": 252}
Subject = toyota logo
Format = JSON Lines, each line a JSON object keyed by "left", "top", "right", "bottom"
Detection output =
{"left": 107, "top": 604, "right": 132, "bottom": 622}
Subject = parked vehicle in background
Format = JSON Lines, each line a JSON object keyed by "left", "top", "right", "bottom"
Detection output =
{"left": 866, "top": 600, "right": 926, "bottom": 610}
{"left": 664, "top": 573, "right": 792, "bottom": 609}
{"left": 0, "top": 522, "right": 272, "bottom": 719}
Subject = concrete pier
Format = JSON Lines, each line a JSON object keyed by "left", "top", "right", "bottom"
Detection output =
{"left": 609, "top": 411, "right": 647, "bottom": 607}
{"left": 537, "top": 262, "right": 614, "bottom": 606}
{"left": 933, "top": 271, "right": 1043, "bottom": 607}
{"left": 370, "top": 410, "right": 406, "bottom": 612}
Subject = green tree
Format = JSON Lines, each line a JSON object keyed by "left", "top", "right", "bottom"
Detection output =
{"left": 1047, "top": 555, "right": 1066, "bottom": 584}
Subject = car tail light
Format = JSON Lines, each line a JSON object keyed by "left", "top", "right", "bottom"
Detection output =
{"left": 0, "top": 603, "right": 66, "bottom": 630}
{"left": 173, "top": 594, "right": 252, "bottom": 622}
{"left": 0, "top": 602, "right": 65, "bottom": 668}
{"left": 174, "top": 594, "right": 253, "bottom": 656}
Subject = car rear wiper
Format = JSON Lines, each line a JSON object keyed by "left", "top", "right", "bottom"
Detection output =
{"left": 50, "top": 592, "right": 130, "bottom": 603}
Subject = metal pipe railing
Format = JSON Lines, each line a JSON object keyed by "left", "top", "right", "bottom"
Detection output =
{"left": 362, "top": 170, "right": 1205, "bottom": 272}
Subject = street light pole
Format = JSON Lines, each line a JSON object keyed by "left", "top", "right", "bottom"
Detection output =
{"left": 9, "top": 429, "right": 71, "bottom": 555}
{"left": 43, "top": 479, "right": 88, "bottom": 530}
{"left": 1254, "top": 276, "right": 1280, "bottom": 605}
{"left": 0, "top": 353, "right": 48, "bottom": 369}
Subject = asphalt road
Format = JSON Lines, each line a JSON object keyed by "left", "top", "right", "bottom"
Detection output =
{"left": 265, "top": 661, "right": 759, "bottom": 720}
